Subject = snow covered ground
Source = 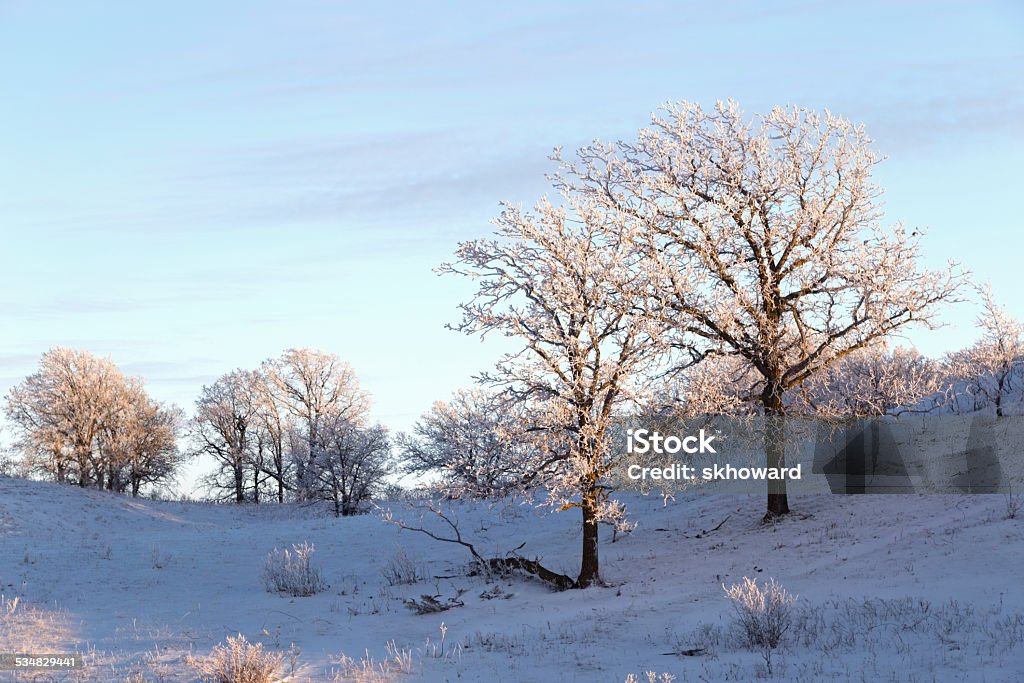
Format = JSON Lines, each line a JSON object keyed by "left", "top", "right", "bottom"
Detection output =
{"left": 1, "top": 475, "right": 1022, "bottom": 682}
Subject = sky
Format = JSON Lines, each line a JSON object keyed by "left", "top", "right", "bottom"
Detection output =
{"left": 1, "top": 0, "right": 1022, "bottom": 494}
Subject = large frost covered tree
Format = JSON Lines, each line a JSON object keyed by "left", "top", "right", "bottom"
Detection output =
{"left": 441, "top": 195, "right": 667, "bottom": 588}
{"left": 6, "top": 348, "right": 126, "bottom": 485}
{"left": 559, "top": 101, "right": 965, "bottom": 519}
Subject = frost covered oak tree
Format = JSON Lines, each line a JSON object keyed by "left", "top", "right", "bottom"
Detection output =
{"left": 6, "top": 348, "right": 126, "bottom": 485}
{"left": 559, "top": 101, "right": 965, "bottom": 519}
{"left": 5, "top": 347, "right": 183, "bottom": 494}
{"left": 441, "top": 195, "right": 667, "bottom": 588}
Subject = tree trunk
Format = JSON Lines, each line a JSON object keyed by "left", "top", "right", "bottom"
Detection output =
{"left": 233, "top": 463, "right": 245, "bottom": 503}
{"left": 277, "top": 466, "right": 285, "bottom": 503}
{"left": 995, "top": 372, "right": 1005, "bottom": 418}
{"left": 577, "top": 488, "right": 601, "bottom": 588}
{"left": 77, "top": 447, "right": 89, "bottom": 487}
{"left": 762, "top": 384, "right": 790, "bottom": 520}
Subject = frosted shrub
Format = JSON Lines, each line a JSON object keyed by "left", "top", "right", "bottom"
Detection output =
{"left": 330, "top": 641, "right": 415, "bottom": 682}
{"left": 187, "top": 634, "right": 284, "bottom": 683}
{"left": 261, "top": 542, "right": 326, "bottom": 597}
{"left": 723, "top": 576, "right": 796, "bottom": 649}
{"left": 2, "top": 593, "right": 18, "bottom": 618}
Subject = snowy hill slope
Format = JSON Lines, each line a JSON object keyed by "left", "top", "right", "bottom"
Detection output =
{"left": 1, "top": 475, "right": 1022, "bottom": 682}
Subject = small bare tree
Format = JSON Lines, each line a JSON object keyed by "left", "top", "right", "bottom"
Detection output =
{"left": 559, "top": 100, "right": 965, "bottom": 519}
{"left": 397, "top": 387, "right": 537, "bottom": 498}
{"left": 190, "top": 370, "right": 261, "bottom": 503}
{"left": 946, "top": 285, "right": 1023, "bottom": 417}
{"left": 308, "top": 414, "right": 391, "bottom": 516}
{"left": 441, "top": 193, "right": 668, "bottom": 588}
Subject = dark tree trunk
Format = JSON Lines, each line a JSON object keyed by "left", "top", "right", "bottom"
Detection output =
{"left": 75, "top": 444, "right": 90, "bottom": 487}
{"left": 233, "top": 463, "right": 245, "bottom": 503}
{"left": 762, "top": 383, "right": 790, "bottom": 520}
{"left": 995, "top": 372, "right": 1005, "bottom": 418}
{"left": 577, "top": 488, "right": 601, "bottom": 588}
{"left": 77, "top": 448, "right": 89, "bottom": 487}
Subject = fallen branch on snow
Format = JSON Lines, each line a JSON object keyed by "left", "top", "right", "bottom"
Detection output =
{"left": 380, "top": 500, "right": 577, "bottom": 591}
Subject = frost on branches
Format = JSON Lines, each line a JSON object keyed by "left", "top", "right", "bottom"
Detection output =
{"left": 4, "top": 347, "right": 183, "bottom": 496}
{"left": 798, "top": 345, "right": 946, "bottom": 417}
{"left": 310, "top": 415, "right": 391, "bottom": 516}
{"left": 557, "top": 100, "right": 966, "bottom": 518}
{"left": 397, "top": 387, "right": 538, "bottom": 499}
{"left": 440, "top": 194, "right": 671, "bottom": 588}
{"left": 264, "top": 348, "right": 371, "bottom": 497}
{"left": 189, "top": 348, "right": 383, "bottom": 510}
{"left": 946, "top": 285, "right": 1024, "bottom": 417}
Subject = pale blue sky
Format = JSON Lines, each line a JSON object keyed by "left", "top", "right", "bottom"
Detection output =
{"left": 1, "top": 1, "right": 1022, "bottom": 492}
